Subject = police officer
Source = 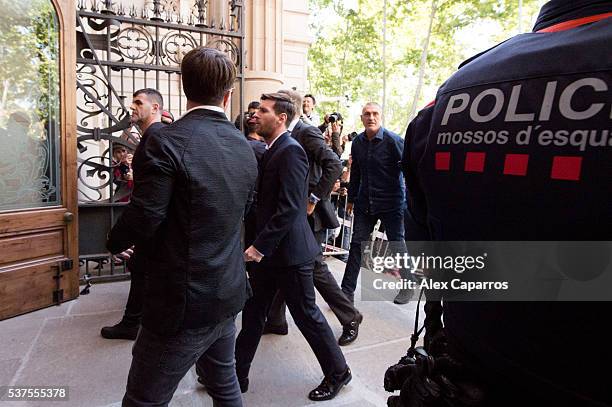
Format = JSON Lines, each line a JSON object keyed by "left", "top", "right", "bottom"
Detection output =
{"left": 400, "top": 0, "right": 611, "bottom": 406}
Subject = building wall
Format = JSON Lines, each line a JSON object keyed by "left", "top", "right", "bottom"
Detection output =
{"left": 281, "top": 0, "right": 312, "bottom": 92}
{"left": 243, "top": 0, "right": 312, "bottom": 106}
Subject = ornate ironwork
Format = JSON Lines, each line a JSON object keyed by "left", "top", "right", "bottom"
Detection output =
{"left": 194, "top": 0, "right": 208, "bottom": 27}
{"left": 116, "top": 26, "right": 154, "bottom": 62}
{"left": 75, "top": 0, "right": 244, "bottom": 280}
{"left": 161, "top": 31, "right": 199, "bottom": 64}
{"left": 205, "top": 37, "right": 240, "bottom": 65}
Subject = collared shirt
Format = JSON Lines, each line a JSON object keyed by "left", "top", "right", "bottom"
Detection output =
{"left": 348, "top": 127, "right": 405, "bottom": 214}
{"left": 179, "top": 105, "right": 226, "bottom": 120}
{"left": 265, "top": 130, "right": 288, "bottom": 150}
{"left": 304, "top": 112, "right": 320, "bottom": 126}
{"left": 287, "top": 118, "right": 300, "bottom": 132}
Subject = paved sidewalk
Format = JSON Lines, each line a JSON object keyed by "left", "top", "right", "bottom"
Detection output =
{"left": 0, "top": 258, "right": 419, "bottom": 407}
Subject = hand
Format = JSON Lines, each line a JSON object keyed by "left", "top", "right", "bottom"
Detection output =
{"left": 307, "top": 201, "right": 316, "bottom": 215}
{"left": 244, "top": 245, "right": 263, "bottom": 263}
{"left": 331, "top": 122, "right": 341, "bottom": 133}
{"left": 125, "top": 170, "right": 133, "bottom": 181}
{"left": 112, "top": 247, "right": 134, "bottom": 262}
{"left": 124, "top": 153, "right": 133, "bottom": 165}
{"left": 324, "top": 132, "right": 331, "bottom": 144}
{"left": 346, "top": 202, "right": 353, "bottom": 216}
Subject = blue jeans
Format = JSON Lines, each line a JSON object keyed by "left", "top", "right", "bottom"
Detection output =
{"left": 341, "top": 207, "right": 406, "bottom": 297}
{"left": 123, "top": 317, "right": 242, "bottom": 407}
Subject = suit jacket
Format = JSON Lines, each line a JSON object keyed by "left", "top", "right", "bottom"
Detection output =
{"left": 107, "top": 108, "right": 258, "bottom": 336}
{"left": 244, "top": 138, "right": 266, "bottom": 248}
{"left": 290, "top": 120, "right": 342, "bottom": 231}
{"left": 252, "top": 132, "right": 320, "bottom": 268}
{"left": 126, "top": 121, "right": 165, "bottom": 274}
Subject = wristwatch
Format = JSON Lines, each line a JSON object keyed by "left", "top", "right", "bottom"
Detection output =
{"left": 308, "top": 193, "right": 320, "bottom": 204}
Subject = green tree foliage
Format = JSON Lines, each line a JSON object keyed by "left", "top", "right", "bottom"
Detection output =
{"left": 308, "top": 0, "right": 543, "bottom": 134}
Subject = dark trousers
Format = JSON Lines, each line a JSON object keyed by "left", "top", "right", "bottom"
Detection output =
{"left": 235, "top": 261, "right": 347, "bottom": 381}
{"left": 123, "top": 269, "right": 145, "bottom": 325}
{"left": 267, "top": 229, "right": 359, "bottom": 327}
{"left": 341, "top": 207, "right": 406, "bottom": 297}
{"left": 123, "top": 317, "right": 242, "bottom": 407}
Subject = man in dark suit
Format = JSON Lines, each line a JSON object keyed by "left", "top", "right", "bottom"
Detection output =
{"left": 107, "top": 47, "right": 257, "bottom": 407}
{"left": 235, "top": 93, "right": 352, "bottom": 401}
{"left": 101, "top": 88, "right": 166, "bottom": 340}
{"left": 263, "top": 89, "right": 363, "bottom": 346}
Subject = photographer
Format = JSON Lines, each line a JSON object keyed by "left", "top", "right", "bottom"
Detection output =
{"left": 302, "top": 93, "right": 320, "bottom": 126}
{"left": 111, "top": 144, "right": 134, "bottom": 203}
{"left": 319, "top": 112, "right": 344, "bottom": 157}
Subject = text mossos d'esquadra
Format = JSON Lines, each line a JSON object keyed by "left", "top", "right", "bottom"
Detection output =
{"left": 437, "top": 78, "right": 612, "bottom": 152}
{"left": 371, "top": 253, "right": 487, "bottom": 274}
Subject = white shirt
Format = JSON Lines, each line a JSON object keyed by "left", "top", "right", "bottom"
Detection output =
{"left": 304, "top": 112, "right": 320, "bottom": 126}
{"left": 265, "top": 130, "right": 289, "bottom": 150}
{"left": 287, "top": 118, "right": 300, "bottom": 132}
{"left": 179, "top": 105, "right": 226, "bottom": 119}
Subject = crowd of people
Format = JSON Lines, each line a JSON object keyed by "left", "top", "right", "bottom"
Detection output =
{"left": 99, "top": 1, "right": 610, "bottom": 406}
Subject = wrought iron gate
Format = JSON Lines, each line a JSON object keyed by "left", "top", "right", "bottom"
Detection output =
{"left": 76, "top": 0, "right": 244, "bottom": 283}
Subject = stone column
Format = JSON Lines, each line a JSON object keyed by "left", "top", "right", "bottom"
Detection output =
{"left": 243, "top": 0, "right": 285, "bottom": 105}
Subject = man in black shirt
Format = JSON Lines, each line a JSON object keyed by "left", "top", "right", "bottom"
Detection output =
{"left": 101, "top": 88, "right": 165, "bottom": 340}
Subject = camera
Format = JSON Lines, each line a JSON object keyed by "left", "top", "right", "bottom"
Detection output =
{"left": 328, "top": 112, "right": 343, "bottom": 123}
{"left": 384, "top": 350, "right": 420, "bottom": 392}
{"left": 118, "top": 162, "right": 131, "bottom": 177}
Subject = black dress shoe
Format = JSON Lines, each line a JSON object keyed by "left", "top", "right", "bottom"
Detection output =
{"left": 100, "top": 321, "right": 139, "bottom": 340}
{"left": 338, "top": 313, "right": 363, "bottom": 346}
{"left": 197, "top": 376, "right": 249, "bottom": 393}
{"left": 308, "top": 367, "right": 352, "bottom": 401}
{"left": 262, "top": 322, "right": 288, "bottom": 335}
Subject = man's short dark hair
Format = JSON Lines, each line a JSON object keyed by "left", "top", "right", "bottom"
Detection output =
{"left": 278, "top": 89, "right": 303, "bottom": 117}
{"left": 133, "top": 88, "right": 164, "bottom": 110}
{"left": 304, "top": 94, "right": 316, "bottom": 105}
{"left": 247, "top": 101, "right": 260, "bottom": 110}
{"left": 261, "top": 93, "right": 296, "bottom": 124}
{"left": 181, "top": 47, "right": 236, "bottom": 105}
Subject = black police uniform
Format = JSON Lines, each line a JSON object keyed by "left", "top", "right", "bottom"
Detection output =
{"left": 401, "top": 1, "right": 611, "bottom": 405}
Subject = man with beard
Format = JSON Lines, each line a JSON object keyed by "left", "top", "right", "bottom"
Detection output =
{"left": 262, "top": 89, "right": 363, "bottom": 347}
{"left": 101, "top": 88, "right": 165, "bottom": 340}
{"left": 235, "top": 93, "right": 352, "bottom": 401}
